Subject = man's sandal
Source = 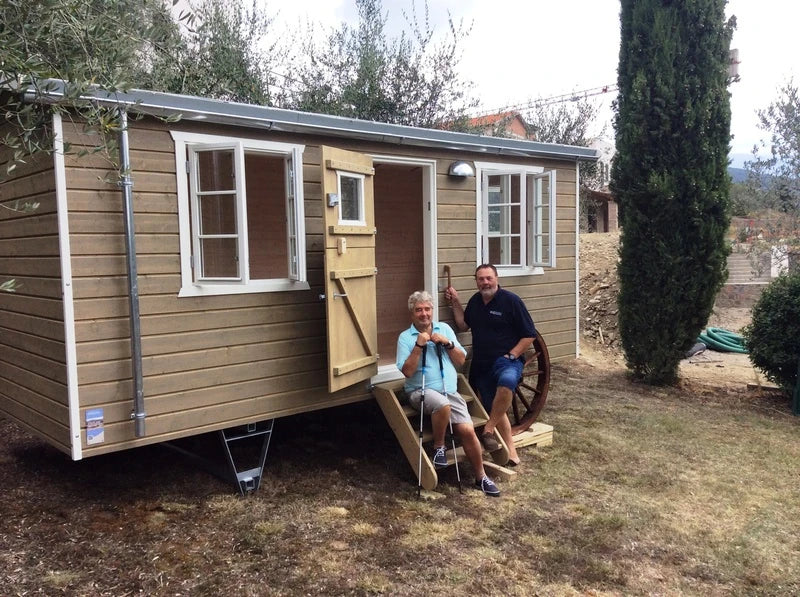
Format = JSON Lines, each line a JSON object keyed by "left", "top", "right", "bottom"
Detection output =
{"left": 481, "top": 433, "right": 501, "bottom": 452}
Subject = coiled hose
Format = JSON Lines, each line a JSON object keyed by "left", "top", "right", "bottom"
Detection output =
{"left": 697, "top": 327, "right": 748, "bottom": 354}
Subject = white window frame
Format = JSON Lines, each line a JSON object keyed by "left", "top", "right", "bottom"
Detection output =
{"left": 171, "top": 131, "right": 308, "bottom": 297}
{"left": 337, "top": 171, "right": 366, "bottom": 226}
{"left": 475, "top": 162, "right": 557, "bottom": 277}
{"left": 187, "top": 142, "right": 243, "bottom": 283}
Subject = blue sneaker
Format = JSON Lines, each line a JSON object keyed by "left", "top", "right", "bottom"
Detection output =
{"left": 475, "top": 475, "right": 500, "bottom": 497}
{"left": 432, "top": 445, "right": 448, "bottom": 469}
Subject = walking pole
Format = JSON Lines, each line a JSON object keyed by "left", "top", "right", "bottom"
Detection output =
{"left": 437, "top": 343, "right": 462, "bottom": 493}
{"left": 417, "top": 342, "right": 427, "bottom": 498}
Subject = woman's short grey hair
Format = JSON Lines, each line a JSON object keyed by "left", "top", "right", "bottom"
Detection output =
{"left": 408, "top": 290, "right": 434, "bottom": 311}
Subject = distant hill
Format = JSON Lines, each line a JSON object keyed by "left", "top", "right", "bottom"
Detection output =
{"left": 728, "top": 152, "right": 753, "bottom": 169}
{"left": 729, "top": 166, "right": 748, "bottom": 183}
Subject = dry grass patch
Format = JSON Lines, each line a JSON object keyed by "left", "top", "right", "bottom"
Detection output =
{"left": 43, "top": 570, "right": 81, "bottom": 589}
{"left": 1, "top": 360, "right": 799, "bottom": 595}
{"left": 352, "top": 521, "right": 380, "bottom": 536}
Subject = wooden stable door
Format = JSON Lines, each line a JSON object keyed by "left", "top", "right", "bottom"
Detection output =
{"left": 320, "top": 146, "right": 379, "bottom": 392}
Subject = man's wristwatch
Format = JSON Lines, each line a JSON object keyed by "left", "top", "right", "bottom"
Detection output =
{"left": 445, "top": 341, "right": 455, "bottom": 350}
{"left": 504, "top": 353, "right": 516, "bottom": 361}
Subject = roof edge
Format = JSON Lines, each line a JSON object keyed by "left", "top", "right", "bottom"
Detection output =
{"left": 22, "top": 79, "right": 600, "bottom": 162}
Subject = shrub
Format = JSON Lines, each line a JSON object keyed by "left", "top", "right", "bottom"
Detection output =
{"left": 742, "top": 274, "right": 800, "bottom": 391}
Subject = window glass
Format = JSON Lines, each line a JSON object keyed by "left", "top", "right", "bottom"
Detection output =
{"left": 197, "top": 150, "right": 235, "bottom": 192}
{"left": 245, "top": 152, "right": 288, "bottom": 280}
{"left": 529, "top": 172, "right": 553, "bottom": 267}
{"left": 487, "top": 173, "right": 522, "bottom": 266}
{"left": 286, "top": 157, "right": 298, "bottom": 279}
{"left": 201, "top": 238, "right": 238, "bottom": 278}
{"left": 339, "top": 174, "right": 364, "bottom": 224}
{"left": 193, "top": 147, "right": 240, "bottom": 280}
{"left": 199, "top": 194, "right": 236, "bottom": 235}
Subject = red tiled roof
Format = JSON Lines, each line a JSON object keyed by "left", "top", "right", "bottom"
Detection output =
{"left": 467, "top": 111, "right": 520, "bottom": 127}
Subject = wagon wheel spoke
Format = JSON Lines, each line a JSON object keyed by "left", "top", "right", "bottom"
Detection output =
{"left": 518, "top": 381, "right": 541, "bottom": 394}
{"left": 511, "top": 392, "right": 521, "bottom": 423}
{"left": 514, "top": 388, "right": 532, "bottom": 413}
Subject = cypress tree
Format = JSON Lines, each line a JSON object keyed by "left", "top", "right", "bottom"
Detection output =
{"left": 610, "top": 0, "right": 734, "bottom": 384}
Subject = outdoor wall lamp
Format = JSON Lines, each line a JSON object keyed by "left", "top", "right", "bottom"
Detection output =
{"left": 448, "top": 160, "right": 475, "bottom": 177}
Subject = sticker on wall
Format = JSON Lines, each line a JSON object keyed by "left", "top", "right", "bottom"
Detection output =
{"left": 86, "top": 408, "right": 105, "bottom": 445}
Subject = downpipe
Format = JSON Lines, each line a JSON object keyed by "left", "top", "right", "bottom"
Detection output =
{"left": 117, "top": 109, "right": 146, "bottom": 437}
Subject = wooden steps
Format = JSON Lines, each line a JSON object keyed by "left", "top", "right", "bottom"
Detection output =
{"left": 373, "top": 373, "right": 512, "bottom": 491}
{"left": 401, "top": 401, "right": 490, "bottom": 444}
{"left": 512, "top": 422, "right": 554, "bottom": 449}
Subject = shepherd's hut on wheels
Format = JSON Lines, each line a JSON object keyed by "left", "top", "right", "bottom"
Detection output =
{"left": 0, "top": 82, "right": 598, "bottom": 491}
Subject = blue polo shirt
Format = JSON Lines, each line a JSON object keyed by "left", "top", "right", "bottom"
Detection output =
{"left": 396, "top": 321, "right": 466, "bottom": 394}
{"left": 464, "top": 286, "right": 537, "bottom": 375}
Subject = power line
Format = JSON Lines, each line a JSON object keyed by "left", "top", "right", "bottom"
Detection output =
{"left": 474, "top": 84, "right": 618, "bottom": 118}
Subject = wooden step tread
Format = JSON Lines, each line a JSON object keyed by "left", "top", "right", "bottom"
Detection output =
{"left": 436, "top": 445, "right": 467, "bottom": 468}
{"left": 417, "top": 416, "right": 488, "bottom": 443}
{"left": 512, "top": 422, "right": 554, "bottom": 448}
{"left": 433, "top": 447, "right": 518, "bottom": 484}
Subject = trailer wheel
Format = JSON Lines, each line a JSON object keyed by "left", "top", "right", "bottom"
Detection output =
{"left": 510, "top": 334, "right": 551, "bottom": 435}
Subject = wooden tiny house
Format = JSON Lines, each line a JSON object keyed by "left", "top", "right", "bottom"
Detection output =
{"left": 0, "top": 85, "right": 598, "bottom": 462}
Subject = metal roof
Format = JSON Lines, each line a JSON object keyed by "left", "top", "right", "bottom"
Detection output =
{"left": 25, "top": 80, "right": 600, "bottom": 161}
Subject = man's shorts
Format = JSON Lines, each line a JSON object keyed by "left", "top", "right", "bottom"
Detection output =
{"left": 407, "top": 389, "right": 472, "bottom": 425}
{"left": 471, "top": 356, "right": 524, "bottom": 411}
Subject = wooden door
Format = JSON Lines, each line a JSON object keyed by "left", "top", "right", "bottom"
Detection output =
{"left": 320, "top": 146, "right": 378, "bottom": 392}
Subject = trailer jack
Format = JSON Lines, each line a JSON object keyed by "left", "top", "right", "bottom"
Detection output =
{"left": 164, "top": 419, "right": 274, "bottom": 495}
{"left": 219, "top": 420, "right": 274, "bottom": 495}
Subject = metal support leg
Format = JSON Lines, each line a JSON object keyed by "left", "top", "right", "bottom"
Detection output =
{"left": 164, "top": 419, "right": 275, "bottom": 495}
{"left": 219, "top": 420, "right": 275, "bottom": 495}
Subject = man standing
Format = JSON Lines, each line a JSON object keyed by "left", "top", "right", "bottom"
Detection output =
{"left": 445, "top": 264, "right": 537, "bottom": 466}
{"left": 397, "top": 291, "right": 500, "bottom": 497}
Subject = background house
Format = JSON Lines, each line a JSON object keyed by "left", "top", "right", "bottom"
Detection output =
{"left": 583, "top": 137, "right": 618, "bottom": 233}
{"left": 468, "top": 111, "right": 532, "bottom": 140}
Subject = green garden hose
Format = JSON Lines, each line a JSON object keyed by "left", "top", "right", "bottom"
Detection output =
{"left": 697, "top": 327, "right": 748, "bottom": 354}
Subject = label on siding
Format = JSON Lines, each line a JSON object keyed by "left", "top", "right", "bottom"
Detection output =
{"left": 86, "top": 408, "right": 105, "bottom": 445}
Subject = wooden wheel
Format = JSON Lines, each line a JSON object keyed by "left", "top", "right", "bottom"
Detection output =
{"left": 509, "top": 334, "right": 551, "bottom": 435}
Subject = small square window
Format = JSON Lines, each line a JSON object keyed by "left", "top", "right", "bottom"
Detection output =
{"left": 338, "top": 172, "right": 365, "bottom": 226}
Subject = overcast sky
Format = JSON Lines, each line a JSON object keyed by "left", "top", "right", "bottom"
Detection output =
{"left": 271, "top": 0, "right": 799, "bottom": 164}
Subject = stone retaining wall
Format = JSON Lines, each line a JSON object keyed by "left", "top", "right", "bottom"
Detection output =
{"left": 715, "top": 283, "right": 767, "bottom": 308}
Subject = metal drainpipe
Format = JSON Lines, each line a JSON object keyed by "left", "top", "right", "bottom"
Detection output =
{"left": 117, "top": 109, "right": 146, "bottom": 437}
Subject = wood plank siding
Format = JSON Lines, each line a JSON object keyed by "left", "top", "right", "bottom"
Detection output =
{"left": 431, "top": 161, "right": 578, "bottom": 363}
{"left": 2, "top": 114, "right": 579, "bottom": 459}
{"left": 0, "top": 125, "right": 70, "bottom": 453}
